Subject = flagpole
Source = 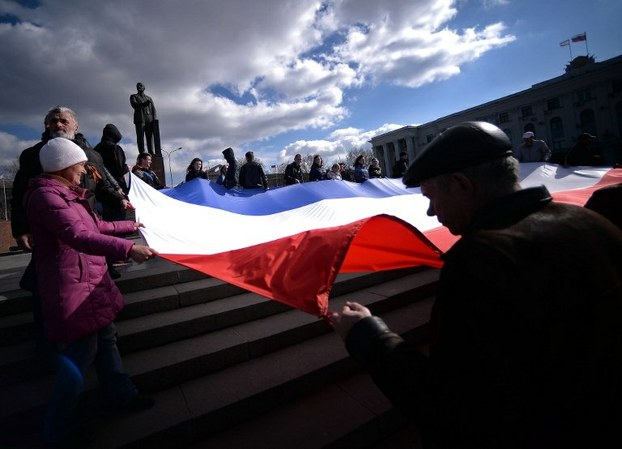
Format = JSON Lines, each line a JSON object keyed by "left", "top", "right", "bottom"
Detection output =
{"left": 584, "top": 33, "right": 589, "bottom": 55}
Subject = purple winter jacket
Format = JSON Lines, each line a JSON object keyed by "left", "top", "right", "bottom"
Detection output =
{"left": 24, "top": 175, "right": 136, "bottom": 343}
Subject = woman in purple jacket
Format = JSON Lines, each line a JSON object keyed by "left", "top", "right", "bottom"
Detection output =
{"left": 24, "top": 137, "right": 159, "bottom": 447}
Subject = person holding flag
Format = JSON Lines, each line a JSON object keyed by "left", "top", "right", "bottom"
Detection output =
{"left": 331, "top": 121, "right": 622, "bottom": 448}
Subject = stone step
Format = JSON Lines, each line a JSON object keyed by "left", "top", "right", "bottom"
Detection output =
{"left": 0, "top": 268, "right": 435, "bottom": 386}
{"left": 88, "top": 298, "right": 434, "bottom": 449}
{"left": 0, "top": 245, "right": 439, "bottom": 449}
{"left": 0, "top": 270, "right": 437, "bottom": 418}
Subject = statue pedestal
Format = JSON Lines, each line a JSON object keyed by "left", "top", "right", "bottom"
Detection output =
{"left": 151, "top": 155, "right": 167, "bottom": 187}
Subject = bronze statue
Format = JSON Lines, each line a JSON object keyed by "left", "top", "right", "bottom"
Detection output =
{"left": 130, "top": 82, "right": 160, "bottom": 155}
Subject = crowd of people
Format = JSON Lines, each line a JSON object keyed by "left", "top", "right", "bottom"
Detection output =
{"left": 10, "top": 104, "right": 621, "bottom": 448}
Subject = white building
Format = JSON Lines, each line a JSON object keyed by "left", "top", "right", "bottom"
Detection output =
{"left": 372, "top": 54, "right": 622, "bottom": 177}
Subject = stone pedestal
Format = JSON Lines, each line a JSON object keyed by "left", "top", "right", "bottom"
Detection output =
{"left": 151, "top": 155, "right": 167, "bottom": 187}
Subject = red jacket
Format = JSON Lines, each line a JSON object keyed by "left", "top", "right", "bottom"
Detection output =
{"left": 24, "top": 176, "right": 136, "bottom": 343}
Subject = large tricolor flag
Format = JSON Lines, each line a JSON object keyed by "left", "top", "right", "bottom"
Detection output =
{"left": 128, "top": 163, "right": 621, "bottom": 316}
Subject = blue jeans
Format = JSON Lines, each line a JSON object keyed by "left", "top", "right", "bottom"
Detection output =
{"left": 43, "top": 322, "right": 137, "bottom": 444}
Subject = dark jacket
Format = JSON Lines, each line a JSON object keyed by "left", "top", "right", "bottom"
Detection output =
{"left": 11, "top": 132, "right": 123, "bottom": 238}
{"left": 185, "top": 170, "right": 207, "bottom": 183}
{"left": 346, "top": 186, "right": 622, "bottom": 448}
{"left": 353, "top": 164, "right": 369, "bottom": 183}
{"left": 93, "top": 124, "right": 129, "bottom": 193}
{"left": 392, "top": 159, "right": 408, "bottom": 178}
{"left": 239, "top": 160, "right": 268, "bottom": 189}
{"left": 309, "top": 163, "right": 324, "bottom": 182}
{"left": 24, "top": 176, "right": 135, "bottom": 343}
{"left": 284, "top": 161, "right": 303, "bottom": 185}
{"left": 368, "top": 165, "right": 382, "bottom": 178}
{"left": 132, "top": 165, "right": 164, "bottom": 190}
{"left": 585, "top": 181, "right": 622, "bottom": 230}
{"left": 222, "top": 147, "right": 238, "bottom": 189}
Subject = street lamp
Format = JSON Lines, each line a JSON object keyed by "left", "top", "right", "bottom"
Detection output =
{"left": 160, "top": 147, "right": 183, "bottom": 187}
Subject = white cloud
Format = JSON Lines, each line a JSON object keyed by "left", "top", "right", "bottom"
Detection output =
{"left": 0, "top": 0, "right": 515, "bottom": 181}
{"left": 278, "top": 123, "right": 404, "bottom": 164}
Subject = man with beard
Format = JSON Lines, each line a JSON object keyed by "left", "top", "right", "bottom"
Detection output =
{"left": 11, "top": 106, "right": 132, "bottom": 346}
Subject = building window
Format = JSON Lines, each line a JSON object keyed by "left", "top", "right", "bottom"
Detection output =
{"left": 576, "top": 88, "right": 592, "bottom": 103}
{"left": 498, "top": 112, "right": 509, "bottom": 123}
{"left": 547, "top": 98, "right": 561, "bottom": 110}
{"left": 579, "top": 109, "right": 597, "bottom": 136}
{"left": 521, "top": 106, "right": 533, "bottom": 118}
{"left": 426, "top": 134, "right": 434, "bottom": 143}
{"left": 612, "top": 79, "right": 622, "bottom": 93}
{"left": 550, "top": 117, "right": 565, "bottom": 150}
{"left": 503, "top": 128, "right": 512, "bottom": 142}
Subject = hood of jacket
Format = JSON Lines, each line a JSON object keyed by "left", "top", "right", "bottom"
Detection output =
{"left": 102, "top": 123, "right": 122, "bottom": 144}
{"left": 222, "top": 147, "right": 236, "bottom": 163}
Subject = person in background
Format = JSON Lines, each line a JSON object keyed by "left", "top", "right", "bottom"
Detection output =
{"left": 339, "top": 162, "right": 353, "bottom": 181}
{"left": 132, "top": 153, "right": 164, "bottom": 189}
{"left": 25, "top": 138, "right": 158, "bottom": 447}
{"left": 353, "top": 155, "right": 369, "bottom": 183}
{"left": 564, "top": 132, "right": 601, "bottom": 166}
{"left": 185, "top": 157, "right": 208, "bottom": 182}
{"left": 514, "top": 131, "right": 551, "bottom": 162}
{"left": 368, "top": 157, "right": 383, "bottom": 178}
{"left": 93, "top": 123, "right": 130, "bottom": 221}
{"left": 216, "top": 164, "right": 228, "bottom": 185}
{"left": 239, "top": 151, "right": 268, "bottom": 189}
{"left": 392, "top": 151, "right": 409, "bottom": 178}
{"left": 584, "top": 181, "right": 622, "bottom": 230}
{"left": 330, "top": 121, "right": 622, "bottom": 448}
{"left": 309, "top": 155, "right": 325, "bottom": 181}
{"left": 222, "top": 147, "right": 238, "bottom": 189}
{"left": 284, "top": 154, "right": 304, "bottom": 185}
{"left": 326, "top": 163, "right": 342, "bottom": 180}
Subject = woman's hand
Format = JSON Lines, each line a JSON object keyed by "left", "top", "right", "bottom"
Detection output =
{"left": 128, "top": 244, "right": 159, "bottom": 263}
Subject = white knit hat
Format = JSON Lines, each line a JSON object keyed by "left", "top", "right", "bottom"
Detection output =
{"left": 39, "top": 138, "right": 88, "bottom": 173}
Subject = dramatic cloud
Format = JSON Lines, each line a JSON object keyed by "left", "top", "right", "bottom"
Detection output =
{"left": 0, "top": 0, "right": 514, "bottom": 180}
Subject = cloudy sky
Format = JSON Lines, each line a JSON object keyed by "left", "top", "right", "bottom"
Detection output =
{"left": 1, "top": 0, "right": 621, "bottom": 184}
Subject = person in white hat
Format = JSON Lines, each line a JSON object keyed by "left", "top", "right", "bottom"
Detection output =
{"left": 24, "top": 137, "right": 159, "bottom": 446}
{"left": 514, "top": 130, "right": 551, "bottom": 162}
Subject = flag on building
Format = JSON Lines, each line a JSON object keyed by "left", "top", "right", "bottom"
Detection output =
{"left": 128, "top": 164, "right": 621, "bottom": 316}
{"left": 571, "top": 32, "right": 587, "bottom": 42}
{"left": 560, "top": 39, "right": 570, "bottom": 47}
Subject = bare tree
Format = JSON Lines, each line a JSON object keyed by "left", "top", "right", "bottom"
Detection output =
{"left": 0, "top": 159, "right": 19, "bottom": 184}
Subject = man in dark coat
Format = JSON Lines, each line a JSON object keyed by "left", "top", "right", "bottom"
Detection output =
{"left": 284, "top": 154, "right": 304, "bottom": 185}
{"left": 239, "top": 151, "right": 268, "bottom": 189}
{"left": 392, "top": 151, "right": 409, "bottom": 178}
{"left": 94, "top": 124, "right": 130, "bottom": 220}
{"left": 222, "top": 147, "right": 238, "bottom": 189}
{"left": 331, "top": 121, "right": 622, "bottom": 448}
{"left": 11, "top": 107, "right": 128, "bottom": 251}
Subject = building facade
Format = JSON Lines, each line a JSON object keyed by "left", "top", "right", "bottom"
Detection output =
{"left": 372, "top": 54, "right": 622, "bottom": 177}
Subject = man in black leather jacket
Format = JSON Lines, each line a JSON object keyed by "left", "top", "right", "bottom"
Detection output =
{"left": 239, "top": 151, "right": 268, "bottom": 189}
{"left": 331, "top": 122, "right": 622, "bottom": 448}
{"left": 11, "top": 107, "right": 129, "bottom": 250}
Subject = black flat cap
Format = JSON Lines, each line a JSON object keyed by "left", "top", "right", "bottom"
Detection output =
{"left": 403, "top": 121, "right": 513, "bottom": 187}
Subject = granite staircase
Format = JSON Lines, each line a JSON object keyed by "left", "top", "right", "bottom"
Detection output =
{"left": 0, "top": 250, "right": 438, "bottom": 448}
